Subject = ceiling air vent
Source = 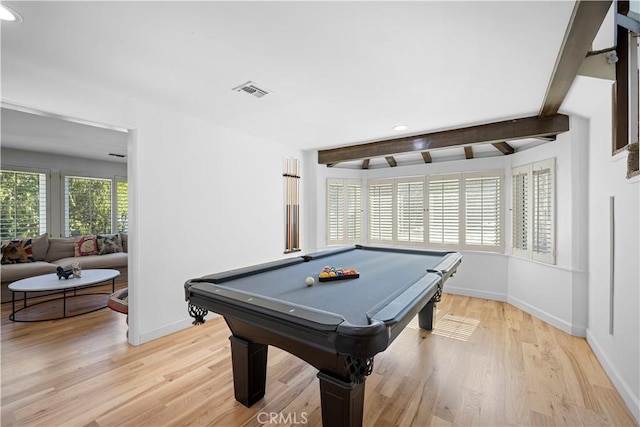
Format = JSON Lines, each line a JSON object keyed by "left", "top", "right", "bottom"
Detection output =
{"left": 232, "top": 81, "right": 270, "bottom": 99}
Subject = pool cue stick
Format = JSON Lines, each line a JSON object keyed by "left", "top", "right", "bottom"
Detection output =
{"left": 292, "top": 159, "right": 296, "bottom": 250}
{"left": 295, "top": 159, "right": 299, "bottom": 248}
{"left": 286, "top": 158, "right": 290, "bottom": 251}
{"left": 287, "top": 159, "right": 292, "bottom": 250}
{"left": 284, "top": 158, "right": 288, "bottom": 251}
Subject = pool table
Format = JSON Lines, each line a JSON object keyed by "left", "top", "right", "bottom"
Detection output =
{"left": 184, "top": 245, "right": 462, "bottom": 427}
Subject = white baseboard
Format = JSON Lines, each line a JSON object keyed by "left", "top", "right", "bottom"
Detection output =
{"left": 138, "top": 317, "right": 195, "bottom": 344}
{"left": 507, "top": 295, "right": 586, "bottom": 337}
{"left": 445, "top": 286, "right": 507, "bottom": 302}
{"left": 587, "top": 330, "right": 640, "bottom": 423}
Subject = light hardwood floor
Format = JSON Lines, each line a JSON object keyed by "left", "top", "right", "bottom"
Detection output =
{"left": 1, "top": 290, "right": 637, "bottom": 426}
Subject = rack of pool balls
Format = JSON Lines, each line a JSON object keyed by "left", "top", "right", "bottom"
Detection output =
{"left": 318, "top": 266, "right": 359, "bottom": 282}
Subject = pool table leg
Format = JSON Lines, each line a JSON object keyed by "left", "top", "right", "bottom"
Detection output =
{"left": 418, "top": 300, "right": 436, "bottom": 330}
{"left": 229, "top": 335, "right": 268, "bottom": 407}
{"left": 317, "top": 372, "right": 365, "bottom": 427}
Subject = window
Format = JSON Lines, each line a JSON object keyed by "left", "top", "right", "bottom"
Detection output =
{"left": 0, "top": 169, "right": 47, "bottom": 239}
{"left": 464, "top": 173, "right": 502, "bottom": 250}
{"left": 512, "top": 159, "right": 555, "bottom": 264}
{"left": 64, "top": 176, "right": 112, "bottom": 236}
{"left": 368, "top": 180, "right": 393, "bottom": 243}
{"left": 427, "top": 175, "right": 461, "bottom": 247}
{"left": 396, "top": 178, "right": 424, "bottom": 244}
{"left": 116, "top": 178, "right": 128, "bottom": 233}
{"left": 362, "top": 171, "right": 502, "bottom": 251}
{"left": 512, "top": 167, "right": 529, "bottom": 256}
{"left": 327, "top": 179, "right": 362, "bottom": 245}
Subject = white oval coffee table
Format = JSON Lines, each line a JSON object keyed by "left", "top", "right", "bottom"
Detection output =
{"left": 9, "top": 269, "right": 121, "bottom": 322}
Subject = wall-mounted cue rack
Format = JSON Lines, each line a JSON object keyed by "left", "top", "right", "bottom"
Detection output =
{"left": 284, "top": 158, "right": 301, "bottom": 253}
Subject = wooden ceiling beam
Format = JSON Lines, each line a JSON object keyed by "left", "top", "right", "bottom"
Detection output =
{"left": 539, "top": 0, "right": 612, "bottom": 117}
{"left": 613, "top": 1, "right": 631, "bottom": 152}
{"left": 317, "top": 114, "right": 569, "bottom": 164}
{"left": 464, "top": 146, "right": 474, "bottom": 159}
{"left": 421, "top": 151, "right": 432, "bottom": 163}
{"left": 492, "top": 142, "right": 515, "bottom": 155}
{"left": 385, "top": 156, "right": 397, "bottom": 167}
{"left": 362, "top": 159, "right": 370, "bottom": 169}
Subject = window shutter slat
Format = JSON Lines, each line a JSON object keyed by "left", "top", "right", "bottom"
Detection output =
{"left": 327, "top": 179, "right": 362, "bottom": 244}
{"left": 465, "top": 176, "right": 501, "bottom": 247}
{"left": 369, "top": 182, "right": 394, "bottom": 241}
{"left": 512, "top": 171, "right": 528, "bottom": 251}
{"left": 533, "top": 167, "right": 553, "bottom": 256}
{"left": 428, "top": 177, "right": 460, "bottom": 245}
{"left": 397, "top": 181, "right": 424, "bottom": 243}
{"left": 328, "top": 183, "right": 344, "bottom": 241}
{"left": 346, "top": 184, "right": 361, "bottom": 241}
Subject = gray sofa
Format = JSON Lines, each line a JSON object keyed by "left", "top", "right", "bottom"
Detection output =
{"left": 1, "top": 233, "right": 128, "bottom": 303}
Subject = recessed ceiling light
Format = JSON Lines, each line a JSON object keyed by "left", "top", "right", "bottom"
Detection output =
{"left": 393, "top": 125, "right": 408, "bottom": 131}
{"left": 0, "top": 4, "right": 23, "bottom": 23}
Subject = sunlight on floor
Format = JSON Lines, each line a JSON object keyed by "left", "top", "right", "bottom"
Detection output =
{"left": 407, "top": 311, "right": 480, "bottom": 342}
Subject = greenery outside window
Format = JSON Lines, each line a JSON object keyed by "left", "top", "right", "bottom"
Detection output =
{"left": 0, "top": 169, "right": 48, "bottom": 239}
{"left": 64, "top": 175, "right": 112, "bottom": 236}
{"left": 116, "top": 178, "right": 128, "bottom": 233}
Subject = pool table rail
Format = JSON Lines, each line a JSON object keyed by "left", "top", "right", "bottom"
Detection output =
{"left": 185, "top": 279, "right": 391, "bottom": 358}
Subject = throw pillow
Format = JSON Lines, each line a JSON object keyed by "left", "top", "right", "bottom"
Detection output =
{"left": 97, "top": 234, "right": 123, "bottom": 253}
{"left": 74, "top": 235, "right": 98, "bottom": 257}
{"left": 98, "top": 236, "right": 120, "bottom": 255}
{"left": 1, "top": 239, "right": 36, "bottom": 264}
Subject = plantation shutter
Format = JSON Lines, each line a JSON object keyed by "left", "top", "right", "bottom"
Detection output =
{"left": 532, "top": 159, "right": 555, "bottom": 264}
{"left": 396, "top": 179, "right": 424, "bottom": 243}
{"left": 345, "top": 182, "right": 361, "bottom": 242}
{"left": 327, "top": 179, "right": 361, "bottom": 245}
{"left": 369, "top": 181, "right": 394, "bottom": 242}
{"left": 327, "top": 180, "right": 345, "bottom": 243}
{"left": 465, "top": 174, "right": 502, "bottom": 249}
{"left": 512, "top": 167, "right": 529, "bottom": 257}
{"left": 428, "top": 175, "right": 460, "bottom": 246}
{"left": 0, "top": 170, "right": 47, "bottom": 239}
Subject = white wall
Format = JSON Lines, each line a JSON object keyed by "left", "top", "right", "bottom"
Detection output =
{"left": 2, "top": 62, "right": 304, "bottom": 345}
{"left": 0, "top": 148, "right": 127, "bottom": 237}
{"left": 507, "top": 117, "right": 589, "bottom": 336}
{"left": 128, "top": 101, "right": 304, "bottom": 343}
{"left": 578, "top": 77, "right": 639, "bottom": 421}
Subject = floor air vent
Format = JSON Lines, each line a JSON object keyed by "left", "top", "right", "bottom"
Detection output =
{"left": 232, "top": 81, "right": 270, "bottom": 99}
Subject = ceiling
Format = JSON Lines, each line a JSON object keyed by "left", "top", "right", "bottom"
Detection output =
{"left": 1, "top": 1, "right": 579, "bottom": 163}
{"left": 1, "top": 107, "right": 129, "bottom": 163}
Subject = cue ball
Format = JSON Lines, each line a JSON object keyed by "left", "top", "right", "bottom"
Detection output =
{"left": 305, "top": 276, "right": 315, "bottom": 286}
